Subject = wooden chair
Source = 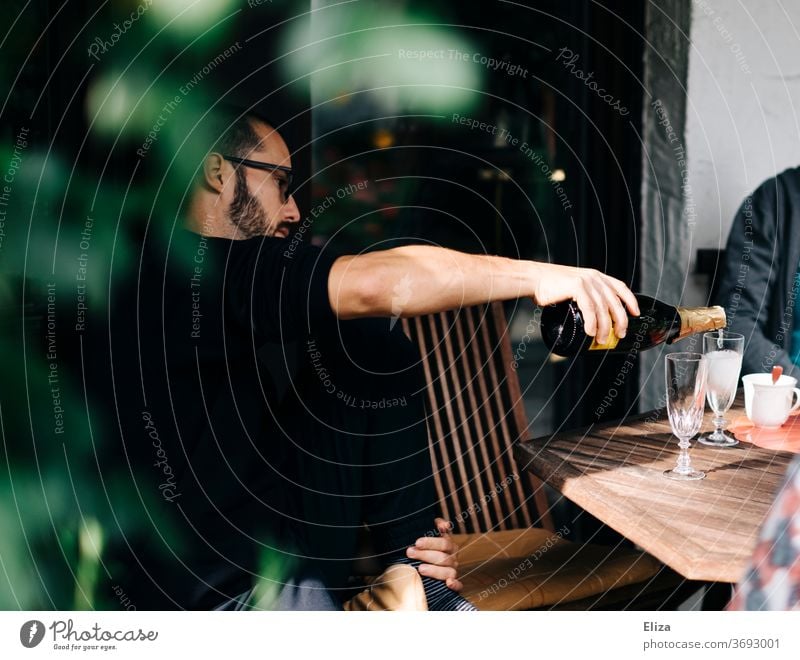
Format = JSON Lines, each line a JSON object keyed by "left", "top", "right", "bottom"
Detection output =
{"left": 402, "top": 303, "right": 682, "bottom": 610}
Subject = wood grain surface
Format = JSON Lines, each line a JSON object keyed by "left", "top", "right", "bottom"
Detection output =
{"left": 514, "top": 396, "right": 794, "bottom": 582}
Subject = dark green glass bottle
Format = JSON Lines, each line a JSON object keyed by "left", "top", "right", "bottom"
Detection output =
{"left": 540, "top": 294, "right": 726, "bottom": 357}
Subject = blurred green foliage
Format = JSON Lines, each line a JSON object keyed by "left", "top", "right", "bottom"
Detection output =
{"left": 0, "top": 0, "right": 285, "bottom": 610}
{"left": 0, "top": 0, "right": 564, "bottom": 610}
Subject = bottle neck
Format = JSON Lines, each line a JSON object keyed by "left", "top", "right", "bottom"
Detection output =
{"left": 673, "top": 305, "right": 727, "bottom": 341}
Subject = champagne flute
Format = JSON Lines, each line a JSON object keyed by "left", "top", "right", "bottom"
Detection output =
{"left": 664, "top": 352, "right": 708, "bottom": 481}
{"left": 699, "top": 331, "right": 744, "bottom": 447}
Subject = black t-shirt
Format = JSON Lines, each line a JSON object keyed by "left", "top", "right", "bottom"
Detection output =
{"left": 279, "top": 315, "right": 436, "bottom": 592}
{"left": 88, "top": 228, "right": 339, "bottom": 608}
{"left": 69, "top": 226, "right": 435, "bottom": 609}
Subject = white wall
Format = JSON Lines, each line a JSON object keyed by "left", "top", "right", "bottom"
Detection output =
{"left": 684, "top": 0, "right": 800, "bottom": 305}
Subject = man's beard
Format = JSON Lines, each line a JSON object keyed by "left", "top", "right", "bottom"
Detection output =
{"left": 227, "top": 167, "right": 271, "bottom": 238}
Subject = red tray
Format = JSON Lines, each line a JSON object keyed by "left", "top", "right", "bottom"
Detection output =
{"left": 728, "top": 411, "right": 800, "bottom": 453}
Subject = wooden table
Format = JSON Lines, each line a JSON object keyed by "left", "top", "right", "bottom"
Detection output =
{"left": 514, "top": 397, "right": 795, "bottom": 583}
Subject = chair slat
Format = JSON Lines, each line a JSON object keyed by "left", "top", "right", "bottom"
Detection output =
{"left": 465, "top": 306, "right": 529, "bottom": 530}
{"left": 491, "top": 304, "right": 555, "bottom": 531}
{"left": 450, "top": 306, "right": 500, "bottom": 527}
{"left": 436, "top": 311, "right": 495, "bottom": 531}
{"left": 405, "top": 316, "right": 454, "bottom": 519}
{"left": 404, "top": 303, "right": 548, "bottom": 534}
{"left": 426, "top": 311, "right": 492, "bottom": 531}
{"left": 460, "top": 307, "right": 505, "bottom": 527}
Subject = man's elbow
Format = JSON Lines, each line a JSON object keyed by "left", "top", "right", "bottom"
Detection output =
{"left": 339, "top": 278, "right": 387, "bottom": 319}
{"left": 328, "top": 257, "right": 389, "bottom": 319}
{"left": 358, "top": 275, "right": 391, "bottom": 317}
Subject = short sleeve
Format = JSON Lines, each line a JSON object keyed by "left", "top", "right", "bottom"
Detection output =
{"left": 225, "top": 237, "right": 338, "bottom": 342}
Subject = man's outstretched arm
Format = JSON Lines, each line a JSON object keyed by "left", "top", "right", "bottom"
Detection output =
{"left": 328, "top": 245, "right": 639, "bottom": 344}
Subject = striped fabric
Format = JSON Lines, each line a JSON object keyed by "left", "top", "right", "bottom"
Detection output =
{"left": 391, "top": 557, "right": 477, "bottom": 611}
{"left": 728, "top": 456, "right": 800, "bottom": 610}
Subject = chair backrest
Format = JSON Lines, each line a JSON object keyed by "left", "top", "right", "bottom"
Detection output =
{"left": 402, "top": 302, "right": 554, "bottom": 535}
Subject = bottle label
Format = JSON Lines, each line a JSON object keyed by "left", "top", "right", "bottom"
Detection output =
{"left": 588, "top": 332, "right": 620, "bottom": 351}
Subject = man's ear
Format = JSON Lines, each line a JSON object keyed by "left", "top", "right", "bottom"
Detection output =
{"left": 202, "top": 152, "right": 229, "bottom": 193}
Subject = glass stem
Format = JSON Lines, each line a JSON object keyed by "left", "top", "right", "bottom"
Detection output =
{"left": 713, "top": 413, "right": 725, "bottom": 437}
{"left": 676, "top": 437, "right": 692, "bottom": 474}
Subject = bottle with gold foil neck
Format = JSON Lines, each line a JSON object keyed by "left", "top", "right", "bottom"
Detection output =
{"left": 540, "top": 294, "right": 726, "bottom": 357}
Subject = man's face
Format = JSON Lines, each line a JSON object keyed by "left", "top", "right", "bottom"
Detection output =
{"left": 223, "top": 120, "right": 300, "bottom": 238}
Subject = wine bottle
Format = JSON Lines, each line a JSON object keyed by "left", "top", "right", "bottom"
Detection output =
{"left": 540, "top": 294, "right": 726, "bottom": 357}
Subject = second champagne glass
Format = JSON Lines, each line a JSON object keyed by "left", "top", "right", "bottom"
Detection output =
{"left": 664, "top": 352, "right": 708, "bottom": 481}
{"left": 699, "top": 331, "right": 744, "bottom": 447}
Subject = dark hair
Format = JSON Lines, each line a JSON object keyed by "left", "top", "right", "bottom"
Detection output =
{"left": 208, "top": 105, "right": 277, "bottom": 158}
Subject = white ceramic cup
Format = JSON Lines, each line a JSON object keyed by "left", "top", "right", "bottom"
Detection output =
{"left": 742, "top": 373, "right": 800, "bottom": 428}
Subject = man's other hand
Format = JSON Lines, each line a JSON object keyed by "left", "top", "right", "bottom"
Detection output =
{"left": 406, "top": 518, "right": 463, "bottom": 591}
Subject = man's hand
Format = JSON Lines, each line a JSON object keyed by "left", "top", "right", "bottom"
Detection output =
{"left": 406, "top": 518, "right": 463, "bottom": 592}
{"left": 530, "top": 263, "right": 640, "bottom": 344}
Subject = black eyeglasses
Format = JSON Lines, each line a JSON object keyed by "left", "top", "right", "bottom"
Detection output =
{"left": 222, "top": 155, "right": 294, "bottom": 201}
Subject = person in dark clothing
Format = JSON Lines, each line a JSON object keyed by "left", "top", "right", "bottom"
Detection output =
{"left": 278, "top": 314, "right": 469, "bottom": 609}
{"left": 92, "top": 107, "right": 639, "bottom": 610}
{"left": 96, "top": 229, "right": 462, "bottom": 610}
{"left": 716, "top": 167, "right": 800, "bottom": 377}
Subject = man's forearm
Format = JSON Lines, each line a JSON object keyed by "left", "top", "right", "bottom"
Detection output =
{"left": 328, "top": 246, "right": 534, "bottom": 319}
{"left": 327, "top": 245, "right": 639, "bottom": 342}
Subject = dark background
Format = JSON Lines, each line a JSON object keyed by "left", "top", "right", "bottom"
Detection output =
{"left": 0, "top": 0, "right": 662, "bottom": 606}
